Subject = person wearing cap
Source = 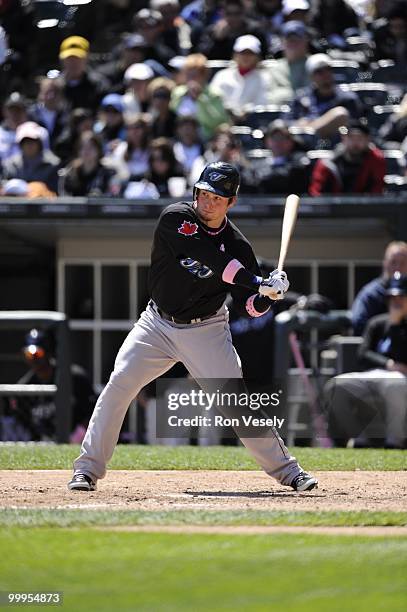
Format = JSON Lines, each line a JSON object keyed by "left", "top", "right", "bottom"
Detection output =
{"left": 2, "top": 329, "right": 96, "bottom": 443}
{"left": 94, "top": 94, "right": 126, "bottom": 155}
{"left": 209, "top": 35, "right": 273, "bottom": 114}
{"left": 281, "top": 0, "right": 311, "bottom": 24}
{"left": 170, "top": 53, "right": 229, "bottom": 140}
{"left": 0, "top": 92, "right": 28, "bottom": 163}
{"left": 29, "top": 77, "right": 69, "bottom": 150}
{"left": 268, "top": 20, "right": 311, "bottom": 104}
{"left": 290, "top": 52, "right": 363, "bottom": 139}
{"left": 195, "top": 0, "right": 267, "bottom": 60}
{"left": 132, "top": 8, "right": 175, "bottom": 68}
{"left": 97, "top": 33, "right": 147, "bottom": 93}
{"left": 256, "top": 119, "right": 311, "bottom": 194}
{"left": 59, "top": 36, "right": 109, "bottom": 112}
{"left": 309, "top": 117, "right": 386, "bottom": 195}
{"left": 122, "top": 62, "right": 155, "bottom": 116}
{"left": 325, "top": 271, "right": 407, "bottom": 449}
{"left": 352, "top": 241, "right": 407, "bottom": 336}
{"left": 2, "top": 121, "right": 60, "bottom": 193}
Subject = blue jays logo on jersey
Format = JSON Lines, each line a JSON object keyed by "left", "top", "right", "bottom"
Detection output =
{"left": 179, "top": 243, "right": 225, "bottom": 279}
{"left": 180, "top": 258, "right": 214, "bottom": 279}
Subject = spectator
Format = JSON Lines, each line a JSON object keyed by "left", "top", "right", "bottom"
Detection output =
{"left": 209, "top": 35, "right": 272, "bottom": 116}
{"left": 379, "top": 93, "right": 407, "bottom": 144}
{"left": 123, "top": 63, "right": 155, "bottom": 116}
{"left": 171, "top": 53, "right": 229, "bottom": 140}
{"left": 53, "top": 108, "right": 94, "bottom": 166}
{"left": 29, "top": 77, "right": 69, "bottom": 151}
{"left": 98, "top": 34, "right": 149, "bottom": 95}
{"left": 147, "top": 77, "right": 178, "bottom": 139}
{"left": 281, "top": 0, "right": 312, "bottom": 24}
{"left": 94, "top": 94, "right": 126, "bottom": 155}
{"left": 256, "top": 119, "right": 311, "bottom": 194}
{"left": 190, "top": 124, "right": 256, "bottom": 192}
{"left": 373, "top": 1, "right": 407, "bottom": 65}
{"left": 195, "top": 0, "right": 268, "bottom": 60}
{"left": 309, "top": 118, "right": 386, "bottom": 195}
{"left": 311, "top": 0, "right": 359, "bottom": 40}
{"left": 109, "top": 113, "right": 152, "bottom": 181}
{"left": 2, "top": 122, "right": 59, "bottom": 193}
{"left": 268, "top": 21, "right": 311, "bottom": 104}
{"left": 0, "top": 92, "right": 28, "bottom": 164}
{"left": 290, "top": 53, "right": 364, "bottom": 139}
{"left": 182, "top": 0, "right": 222, "bottom": 31}
{"left": 0, "top": 178, "right": 56, "bottom": 199}
{"left": 2, "top": 328, "right": 96, "bottom": 443}
{"left": 352, "top": 241, "right": 407, "bottom": 335}
{"left": 325, "top": 272, "right": 407, "bottom": 449}
{"left": 59, "top": 36, "right": 109, "bottom": 112}
{"left": 132, "top": 8, "right": 175, "bottom": 68}
{"left": 173, "top": 115, "right": 203, "bottom": 175}
{"left": 146, "top": 137, "right": 185, "bottom": 197}
{"left": 149, "top": 0, "right": 185, "bottom": 55}
{"left": 63, "top": 131, "right": 121, "bottom": 197}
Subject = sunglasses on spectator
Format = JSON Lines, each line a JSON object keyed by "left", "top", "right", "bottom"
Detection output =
{"left": 152, "top": 91, "right": 171, "bottom": 99}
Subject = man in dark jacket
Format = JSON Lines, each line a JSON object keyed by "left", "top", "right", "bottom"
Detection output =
{"left": 309, "top": 118, "right": 386, "bottom": 195}
{"left": 325, "top": 272, "right": 407, "bottom": 449}
{"left": 352, "top": 241, "right": 407, "bottom": 335}
{"left": 290, "top": 53, "right": 363, "bottom": 139}
{"left": 59, "top": 36, "right": 109, "bottom": 112}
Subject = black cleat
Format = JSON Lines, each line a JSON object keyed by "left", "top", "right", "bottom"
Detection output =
{"left": 68, "top": 473, "right": 97, "bottom": 492}
{"left": 291, "top": 472, "right": 318, "bottom": 492}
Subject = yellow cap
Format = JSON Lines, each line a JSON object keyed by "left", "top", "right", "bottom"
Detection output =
{"left": 59, "top": 36, "right": 89, "bottom": 60}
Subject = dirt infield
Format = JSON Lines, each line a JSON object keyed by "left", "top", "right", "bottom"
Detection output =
{"left": 0, "top": 469, "right": 406, "bottom": 513}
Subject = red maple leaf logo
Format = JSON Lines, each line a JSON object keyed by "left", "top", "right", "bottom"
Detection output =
{"left": 178, "top": 221, "right": 198, "bottom": 236}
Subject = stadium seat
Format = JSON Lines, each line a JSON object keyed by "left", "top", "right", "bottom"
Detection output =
{"left": 384, "top": 175, "right": 407, "bottom": 192}
{"left": 306, "top": 149, "right": 334, "bottom": 168}
{"left": 330, "top": 60, "right": 361, "bottom": 85}
{"left": 339, "top": 82, "right": 389, "bottom": 108}
{"left": 372, "top": 59, "right": 407, "bottom": 85}
{"left": 229, "top": 126, "right": 264, "bottom": 151}
{"left": 382, "top": 150, "right": 406, "bottom": 176}
{"left": 369, "top": 104, "right": 400, "bottom": 133}
{"left": 244, "top": 105, "right": 291, "bottom": 130}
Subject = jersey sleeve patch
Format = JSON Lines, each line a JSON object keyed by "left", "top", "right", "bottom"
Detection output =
{"left": 178, "top": 220, "right": 199, "bottom": 236}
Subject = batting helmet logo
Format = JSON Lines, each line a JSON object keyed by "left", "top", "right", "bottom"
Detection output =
{"left": 208, "top": 172, "right": 227, "bottom": 181}
{"left": 178, "top": 221, "right": 198, "bottom": 236}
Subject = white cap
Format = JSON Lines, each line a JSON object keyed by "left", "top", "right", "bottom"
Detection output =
{"left": 305, "top": 53, "right": 332, "bottom": 74}
{"left": 16, "top": 121, "right": 47, "bottom": 144}
{"left": 233, "top": 35, "right": 262, "bottom": 54}
{"left": 282, "top": 0, "right": 310, "bottom": 16}
{"left": 3, "top": 178, "right": 29, "bottom": 196}
{"left": 124, "top": 62, "right": 154, "bottom": 82}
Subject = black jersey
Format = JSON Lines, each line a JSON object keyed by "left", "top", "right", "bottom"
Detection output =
{"left": 149, "top": 201, "right": 264, "bottom": 320}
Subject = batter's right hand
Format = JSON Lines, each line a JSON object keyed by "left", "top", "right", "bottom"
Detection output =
{"left": 258, "top": 269, "right": 290, "bottom": 300}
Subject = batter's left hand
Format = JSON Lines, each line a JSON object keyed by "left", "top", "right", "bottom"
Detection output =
{"left": 258, "top": 269, "right": 290, "bottom": 300}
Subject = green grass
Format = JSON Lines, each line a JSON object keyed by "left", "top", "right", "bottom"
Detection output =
{"left": 0, "top": 529, "right": 406, "bottom": 612}
{"left": 1, "top": 508, "right": 406, "bottom": 528}
{"left": 0, "top": 444, "right": 406, "bottom": 471}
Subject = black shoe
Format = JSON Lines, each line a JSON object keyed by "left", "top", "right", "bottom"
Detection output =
{"left": 291, "top": 472, "right": 318, "bottom": 492}
{"left": 68, "top": 473, "right": 96, "bottom": 491}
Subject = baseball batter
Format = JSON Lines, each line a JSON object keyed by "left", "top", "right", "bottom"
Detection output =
{"left": 68, "top": 162, "right": 318, "bottom": 492}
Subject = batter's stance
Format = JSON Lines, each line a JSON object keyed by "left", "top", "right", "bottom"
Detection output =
{"left": 68, "top": 162, "right": 318, "bottom": 492}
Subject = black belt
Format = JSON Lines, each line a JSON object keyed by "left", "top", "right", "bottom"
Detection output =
{"left": 150, "top": 301, "right": 217, "bottom": 325}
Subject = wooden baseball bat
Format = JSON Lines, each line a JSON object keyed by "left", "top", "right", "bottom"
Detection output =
{"left": 277, "top": 194, "right": 300, "bottom": 271}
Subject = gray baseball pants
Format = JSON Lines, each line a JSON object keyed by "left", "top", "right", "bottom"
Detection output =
{"left": 73, "top": 303, "right": 303, "bottom": 485}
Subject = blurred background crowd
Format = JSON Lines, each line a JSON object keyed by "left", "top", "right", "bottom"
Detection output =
{"left": 1, "top": 0, "right": 407, "bottom": 199}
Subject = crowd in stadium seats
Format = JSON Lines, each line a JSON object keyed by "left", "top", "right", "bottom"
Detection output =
{"left": 0, "top": 0, "right": 407, "bottom": 198}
